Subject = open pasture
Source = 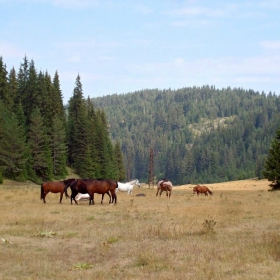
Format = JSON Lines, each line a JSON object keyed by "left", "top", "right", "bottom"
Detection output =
{"left": 1, "top": 179, "right": 280, "bottom": 279}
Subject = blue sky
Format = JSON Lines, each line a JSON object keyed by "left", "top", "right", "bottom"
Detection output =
{"left": 1, "top": 0, "right": 280, "bottom": 104}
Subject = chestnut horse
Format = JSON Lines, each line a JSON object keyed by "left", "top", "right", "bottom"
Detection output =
{"left": 41, "top": 178, "right": 76, "bottom": 203}
{"left": 193, "top": 185, "right": 213, "bottom": 196}
{"left": 156, "top": 178, "right": 173, "bottom": 199}
{"left": 65, "top": 178, "right": 118, "bottom": 205}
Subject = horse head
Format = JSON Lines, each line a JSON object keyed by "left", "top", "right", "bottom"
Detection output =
{"left": 193, "top": 185, "right": 199, "bottom": 193}
{"left": 63, "top": 178, "right": 76, "bottom": 187}
{"left": 135, "top": 179, "right": 141, "bottom": 187}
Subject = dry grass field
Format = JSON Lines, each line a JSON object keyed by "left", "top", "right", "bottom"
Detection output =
{"left": 1, "top": 178, "right": 280, "bottom": 280}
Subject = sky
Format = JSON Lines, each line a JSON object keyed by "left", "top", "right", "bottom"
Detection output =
{"left": 1, "top": 0, "right": 280, "bottom": 104}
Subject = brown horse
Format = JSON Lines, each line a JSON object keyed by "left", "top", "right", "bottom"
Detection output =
{"left": 156, "top": 178, "right": 173, "bottom": 199}
{"left": 65, "top": 178, "right": 118, "bottom": 205}
{"left": 41, "top": 178, "right": 76, "bottom": 203}
{"left": 193, "top": 185, "right": 213, "bottom": 196}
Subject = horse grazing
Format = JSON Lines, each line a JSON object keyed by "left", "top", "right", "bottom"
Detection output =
{"left": 193, "top": 185, "right": 213, "bottom": 196}
{"left": 116, "top": 179, "right": 140, "bottom": 195}
{"left": 65, "top": 178, "right": 118, "bottom": 205}
{"left": 75, "top": 193, "right": 90, "bottom": 203}
{"left": 156, "top": 178, "right": 173, "bottom": 199}
{"left": 74, "top": 192, "right": 111, "bottom": 204}
{"left": 41, "top": 178, "right": 76, "bottom": 204}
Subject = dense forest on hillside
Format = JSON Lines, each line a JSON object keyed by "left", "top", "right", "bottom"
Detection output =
{"left": 92, "top": 87, "right": 280, "bottom": 185}
{"left": 1, "top": 55, "right": 279, "bottom": 185}
{"left": 0, "top": 56, "right": 125, "bottom": 184}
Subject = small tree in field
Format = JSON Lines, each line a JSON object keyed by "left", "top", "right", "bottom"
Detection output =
{"left": 263, "top": 126, "right": 280, "bottom": 190}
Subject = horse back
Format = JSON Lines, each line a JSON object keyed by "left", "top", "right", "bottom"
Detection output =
{"left": 80, "top": 179, "right": 117, "bottom": 194}
{"left": 42, "top": 181, "right": 65, "bottom": 193}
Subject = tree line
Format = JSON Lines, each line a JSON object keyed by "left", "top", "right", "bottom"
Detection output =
{"left": 91, "top": 87, "right": 280, "bottom": 185}
{"left": 0, "top": 56, "right": 125, "bottom": 184}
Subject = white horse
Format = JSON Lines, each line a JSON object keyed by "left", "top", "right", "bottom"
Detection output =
{"left": 116, "top": 179, "right": 141, "bottom": 195}
{"left": 74, "top": 192, "right": 111, "bottom": 204}
{"left": 75, "top": 193, "right": 90, "bottom": 203}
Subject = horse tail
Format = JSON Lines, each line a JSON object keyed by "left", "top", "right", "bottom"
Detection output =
{"left": 116, "top": 181, "right": 118, "bottom": 189}
{"left": 65, "top": 188, "right": 69, "bottom": 199}
{"left": 64, "top": 184, "right": 70, "bottom": 198}
{"left": 208, "top": 188, "right": 213, "bottom": 195}
{"left": 40, "top": 184, "right": 44, "bottom": 200}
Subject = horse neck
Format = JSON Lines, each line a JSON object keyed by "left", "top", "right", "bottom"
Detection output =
{"left": 129, "top": 179, "right": 137, "bottom": 185}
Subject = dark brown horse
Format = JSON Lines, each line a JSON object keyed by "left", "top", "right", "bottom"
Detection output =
{"left": 193, "top": 185, "right": 213, "bottom": 196}
{"left": 41, "top": 178, "right": 76, "bottom": 203}
{"left": 65, "top": 178, "right": 118, "bottom": 205}
{"left": 156, "top": 178, "right": 173, "bottom": 199}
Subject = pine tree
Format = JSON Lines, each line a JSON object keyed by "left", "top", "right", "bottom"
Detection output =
{"left": 263, "top": 126, "right": 280, "bottom": 189}
{"left": 67, "top": 75, "right": 88, "bottom": 174}
{"left": 0, "top": 57, "right": 10, "bottom": 109}
{"left": 17, "top": 56, "right": 29, "bottom": 123}
{"left": 0, "top": 100, "right": 28, "bottom": 181}
{"left": 28, "top": 107, "right": 53, "bottom": 182}
{"left": 114, "top": 140, "right": 126, "bottom": 181}
{"left": 52, "top": 71, "right": 65, "bottom": 120}
{"left": 8, "top": 67, "right": 17, "bottom": 112}
{"left": 50, "top": 115, "right": 67, "bottom": 178}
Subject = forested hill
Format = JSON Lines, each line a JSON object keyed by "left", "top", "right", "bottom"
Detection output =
{"left": 91, "top": 86, "right": 280, "bottom": 185}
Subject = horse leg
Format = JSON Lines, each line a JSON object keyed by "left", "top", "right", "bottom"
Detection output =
{"left": 59, "top": 191, "right": 63, "bottom": 203}
{"left": 89, "top": 193, "right": 94, "bottom": 206}
{"left": 107, "top": 192, "right": 112, "bottom": 204}
{"left": 156, "top": 188, "right": 159, "bottom": 197}
{"left": 70, "top": 193, "right": 78, "bottom": 205}
{"left": 43, "top": 191, "right": 48, "bottom": 203}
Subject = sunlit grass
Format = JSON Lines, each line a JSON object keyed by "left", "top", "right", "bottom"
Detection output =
{"left": 0, "top": 181, "right": 279, "bottom": 279}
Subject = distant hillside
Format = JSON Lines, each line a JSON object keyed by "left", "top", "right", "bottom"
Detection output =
{"left": 91, "top": 86, "right": 280, "bottom": 185}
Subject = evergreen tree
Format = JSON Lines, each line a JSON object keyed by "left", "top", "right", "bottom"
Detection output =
{"left": 8, "top": 67, "right": 17, "bottom": 112}
{"left": 52, "top": 71, "right": 65, "bottom": 120}
{"left": 17, "top": 56, "right": 29, "bottom": 123}
{"left": 114, "top": 140, "right": 126, "bottom": 181}
{"left": 0, "top": 57, "right": 10, "bottom": 109}
{"left": 0, "top": 100, "right": 28, "bottom": 181}
{"left": 81, "top": 146, "right": 96, "bottom": 178}
{"left": 263, "top": 126, "right": 280, "bottom": 189}
{"left": 50, "top": 115, "right": 67, "bottom": 178}
{"left": 28, "top": 107, "right": 52, "bottom": 182}
{"left": 67, "top": 75, "right": 88, "bottom": 174}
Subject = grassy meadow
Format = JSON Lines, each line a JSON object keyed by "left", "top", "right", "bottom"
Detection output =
{"left": 0, "top": 179, "right": 280, "bottom": 279}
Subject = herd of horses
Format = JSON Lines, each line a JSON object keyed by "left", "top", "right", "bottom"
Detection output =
{"left": 40, "top": 178, "right": 213, "bottom": 205}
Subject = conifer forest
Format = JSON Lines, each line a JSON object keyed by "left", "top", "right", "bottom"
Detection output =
{"left": 0, "top": 56, "right": 125, "bottom": 184}
{"left": 0, "top": 56, "right": 279, "bottom": 185}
